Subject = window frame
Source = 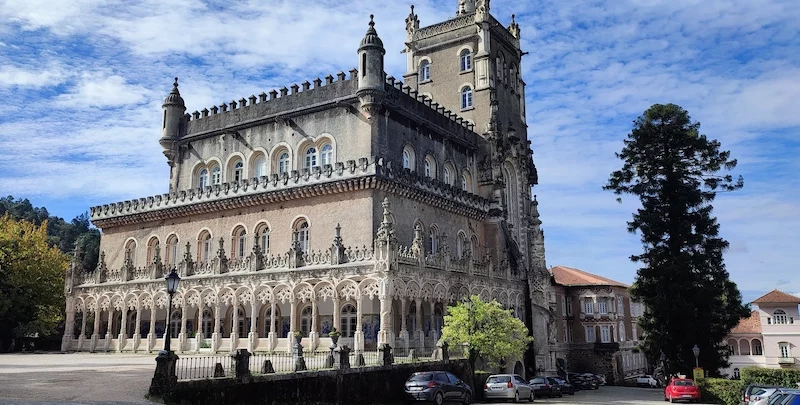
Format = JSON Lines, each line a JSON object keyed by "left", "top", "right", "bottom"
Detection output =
{"left": 419, "top": 60, "right": 431, "bottom": 82}
{"left": 585, "top": 325, "right": 596, "bottom": 343}
{"left": 460, "top": 85, "right": 473, "bottom": 110}
{"left": 460, "top": 49, "right": 472, "bottom": 72}
{"left": 320, "top": 144, "right": 333, "bottom": 166}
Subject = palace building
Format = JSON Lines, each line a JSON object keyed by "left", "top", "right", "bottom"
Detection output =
{"left": 62, "top": 0, "right": 554, "bottom": 373}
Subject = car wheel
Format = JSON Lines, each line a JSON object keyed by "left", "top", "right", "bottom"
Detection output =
{"left": 529, "top": 390, "right": 534, "bottom": 402}
{"left": 434, "top": 391, "right": 444, "bottom": 405}
{"left": 514, "top": 390, "right": 520, "bottom": 403}
{"left": 462, "top": 392, "right": 471, "bottom": 405}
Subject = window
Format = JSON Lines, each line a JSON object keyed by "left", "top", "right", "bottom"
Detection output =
{"left": 198, "top": 168, "right": 209, "bottom": 189}
{"left": 124, "top": 239, "right": 137, "bottom": 267}
{"left": 632, "top": 324, "right": 638, "bottom": 340}
{"left": 211, "top": 166, "right": 221, "bottom": 185}
{"left": 300, "top": 306, "right": 312, "bottom": 337}
{"left": 443, "top": 165, "right": 452, "bottom": 185}
{"left": 234, "top": 228, "right": 246, "bottom": 260}
{"left": 460, "top": 49, "right": 472, "bottom": 71}
{"left": 566, "top": 323, "right": 573, "bottom": 342}
{"left": 779, "top": 342, "right": 791, "bottom": 358}
{"left": 733, "top": 368, "right": 740, "bottom": 379}
{"left": 278, "top": 152, "right": 290, "bottom": 174}
{"left": 233, "top": 161, "right": 244, "bottom": 182}
{"left": 296, "top": 220, "right": 309, "bottom": 252}
{"left": 166, "top": 235, "right": 179, "bottom": 266}
{"left": 752, "top": 339, "right": 763, "bottom": 355}
{"left": 461, "top": 86, "right": 473, "bottom": 110}
{"left": 304, "top": 147, "right": 318, "bottom": 169}
{"left": 617, "top": 296, "right": 624, "bottom": 313}
{"left": 407, "top": 302, "right": 417, "bottom": 331}
{"left": 424, "top": 155, "right": 436, "bottom": 178}
{"left": 584, "top": 299, "right": 594, "bottom": 314}
{"left": 236, "top": 307, "right": 248, "bottom": 336}
{"left": 402, "top": 145, "right": 415, "bottom": 170}
{"left": 320, "top": 144, "right": 333, "bottom": 166}
{"left": 419, "top": 60, "right": 430, "bottom": 82}
{"left": 263, "top": 307, "right": 278, "bottom": 335}
{"left": 461, "top": 172, "right": 470, "bottom": 192}
{"left": 254, "top": 155, "right": 267, "bottom": 178}
{"left": 496, "top": 54, "right": 505, "bottom": 83}
{"left": 727, "top": 339, "right": 738, "bottom": 355}
{"left": 471, "top": 235, "right": 479, "bottom": 258}
{"left": 198, "top": 231, "right": 212, "bottom": 262}
{"left": 618, "top": 322, "right": 626, "bottom": 341}
{"left": 600, "top": 325, "right": 610, "bottom": 343}
{"left": 456, "top": 233, "right": 468, "bottom": 258}
{"left": 566, "top": 298, "right": 572, "bottom": 315}
{"left": 256, "top": 225, "right": 270, "bottom": 255}
{"left": 429, "top": 225, "right": 439, "bottom": 254}
{"left": 773, "top": 309, "right": 789, "bottom": 325}
{"left": 201, "top": 309, "right": 213, "bottom": 336}
{"left": 585, "top": 325, "right": 596, "bottom": 343}
{"left": 146, "top": 237, "right": 159, "bottom": 265}
{"left": 341, "top": 304, "right": 357, "bottom": 338}
{"left": 170, "top": 310, "right": 181, "bottom": 338}
{"left": 598, "top": 299, "right": 608, "bottom": 314}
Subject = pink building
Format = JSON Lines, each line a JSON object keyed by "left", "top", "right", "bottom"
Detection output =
{"left": 723, "top": 289, "right": 800, "bottom": 378}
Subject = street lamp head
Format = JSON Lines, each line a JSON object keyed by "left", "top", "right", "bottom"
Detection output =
{"left": 692, "top": 344, "right": 700, "bottom": 358}
{"left": 659, "top": 352, "right": 666, "bottom": 362}
{"left": 165, "top": 268, "right": 180, "bottom": 294}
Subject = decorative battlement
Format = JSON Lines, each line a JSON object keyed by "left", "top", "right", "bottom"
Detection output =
{"left": 89, "top": 157, "right": 490, "bottom": 227}
{"left": 183, "top": 70, "right": 359, "bottom": 137}
{"left": 414, "top": 13, "right": 474, "bottom": 41}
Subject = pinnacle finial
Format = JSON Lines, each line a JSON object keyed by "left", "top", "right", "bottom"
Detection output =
{"left": 174, "top": 77, "right": 179, "bottom": 87}
{"left": 369, "top": 14, "right": 375, "bottom": 27}
{"left": 410, "top": 4, "right": 415, "bottom": 13}
{"left": 511, "top": 14, "right": 516, "bottom": 23}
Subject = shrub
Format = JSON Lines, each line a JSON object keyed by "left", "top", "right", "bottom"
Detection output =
{"left": 741, "top": 367, "right": 800, "bottom": 387}
{"left": 698, "top": 378, "right": 744, "bottom": 405}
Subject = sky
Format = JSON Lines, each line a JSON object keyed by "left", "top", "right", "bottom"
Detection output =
{"left": 0, "top": 0, "right": 798, "bottom": 304}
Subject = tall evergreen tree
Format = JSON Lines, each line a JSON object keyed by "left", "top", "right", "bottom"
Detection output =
{"left": 604, "top": 104, "right": 749, "bottom": 375}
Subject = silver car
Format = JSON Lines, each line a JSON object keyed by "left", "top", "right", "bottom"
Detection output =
{"left": 483, "top": 374, "right": 534, "bottom": 402}
{"left": 749, "top": 388, "right": 779, "bottom": 405}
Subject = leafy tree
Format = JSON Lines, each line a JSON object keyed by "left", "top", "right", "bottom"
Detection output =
{"left": 0, "top": 214, "right": 70, "bottom": 351}
{"left": 441, "top": 295, "right": 532, "bottom": 374}
{"left": 604, "top": 103, "right": 749, "bottom": 376}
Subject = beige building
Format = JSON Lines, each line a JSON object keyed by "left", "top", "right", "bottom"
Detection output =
{"left": 548, "top": 266, "right": 648, "bottom": 383}
{"left": 723, "top": 289, "right": 800, "bottom": 378}
{"left": 61, "top": 1, "right": 556, "bottom": 374}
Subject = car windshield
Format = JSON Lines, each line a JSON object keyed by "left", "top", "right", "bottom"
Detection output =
{"left": 487, "top": 376, "right": 511, "bottom": 383}
{"left": 530, "top": 378, "right": 546, "bottom": 384}
{"left": 674, "top": 380, "right": 695, "bottom": 386}
{"left": 408, "top": 373, "right": 433, "bottom": 382}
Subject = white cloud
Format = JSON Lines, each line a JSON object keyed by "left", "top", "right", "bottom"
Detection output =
{"left": 55, "top": 74, "right": 151, "bottom": 108}
{"left": 0, "top": 64, "right": 65, "bottom": 87}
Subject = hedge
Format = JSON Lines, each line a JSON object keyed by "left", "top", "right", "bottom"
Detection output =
{"left": 740, "top": 367, "right": 800, "bottom": 387}
{"left": 698, "top": 378, "right": 744, "bottom": 405}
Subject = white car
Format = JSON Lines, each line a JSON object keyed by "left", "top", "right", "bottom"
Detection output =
{"left": 636, "top": 375, "right": 660, "bottom": 388}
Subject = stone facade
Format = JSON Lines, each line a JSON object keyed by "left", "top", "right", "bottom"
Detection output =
{"left": 547, "top": 266, "right": 648, "bottom": 383}
{"left": 62, "top": 3, "right": 552, "bottom": 373}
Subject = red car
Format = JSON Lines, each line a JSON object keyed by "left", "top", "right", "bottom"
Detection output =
{"left": 664, "top": 378, "right": 701, "bottom": 403}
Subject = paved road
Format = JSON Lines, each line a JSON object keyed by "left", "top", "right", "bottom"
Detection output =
{"left": 474, "top": 385, "right": 681, "bottom": 404}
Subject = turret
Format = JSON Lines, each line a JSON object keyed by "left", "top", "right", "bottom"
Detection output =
{"left": 159, "top": 77, "right": 186, "bottom": 166}
{"left": 457, "top": 0, "right": 476, "bottom": 15}
{"left": 356, "top": 15, "right": 385, "bottom": 120}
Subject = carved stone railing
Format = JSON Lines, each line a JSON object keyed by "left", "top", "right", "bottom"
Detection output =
{"left": 414, "top": 13, "right": 474, "bottom": 41}
{"left": 449, "top": 257, "right": 468, "bottom": 273}
{"left": 131, "top": 267, "right": 150, "bottom": 280}
{"left": 302, "top": 250, "right": 331, "bottom": 266}
{"left": 397, "top": 245, "right": 418, "bottom": 263}
{"left": 263, "top": 253, "right": 290, "bottom": 269}
{"left": 424, "top": 252, "right": 444, "bottom": 269}
{"left": 344, "top": 245, "right": 374, "bottom": 262}
{"left": 194, "top": 261, "right": 213, "bottom": 275}
{"left": 228, "top": 257, "right": 251, "bottom": 273}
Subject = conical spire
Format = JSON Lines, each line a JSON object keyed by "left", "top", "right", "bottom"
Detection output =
{"left": 359, "top": 14, "right": 384, "bottom": 51}
{"left": 163, "top": 77, "right": 185, "bottom": 107}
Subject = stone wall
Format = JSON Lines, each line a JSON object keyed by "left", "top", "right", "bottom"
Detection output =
{"left": 162, "top": 359, "right": 472, "bottom": 405}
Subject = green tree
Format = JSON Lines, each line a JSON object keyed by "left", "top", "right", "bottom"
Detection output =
{"left": 604, "top": 103, "right": 749, "bottom": 376}
{"left": 441, "top": 295, "right": 532, "bottom": 374}
{"left": 0, "top": 214, "right": 70, "bottom": 351}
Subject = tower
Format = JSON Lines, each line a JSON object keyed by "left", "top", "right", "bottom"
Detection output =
{"left": 356, "top": 15, "right": 386, "bottom": 120}
{"left": 159, "top": 78, "right": 186, "bottom": 189}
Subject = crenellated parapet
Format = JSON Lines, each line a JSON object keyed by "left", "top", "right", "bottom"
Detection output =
{"left": 413, "top": 13, "right": 474, "bottom": 41}
{"left": 182, "top": 70, "right": 359, "bottom": 138}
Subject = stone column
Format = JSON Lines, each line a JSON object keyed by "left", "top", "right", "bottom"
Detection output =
{"left": 288, "top": 298, "right": 297, "bottom": 353}
{"left": 267, "top": 301, "right": 277, "bottom": 351}
{"left": 249, "top": 301, "right": 259, "bottom": 352}
{"left": 118, "top": 306, "right": 128, "bottom": 352}
{"left": 212, "top": 304, "right": 221, "bottom": 353}
{"left": 400, "top": 298, "right": 409, "bottom": 347}
{"left": 415, "top": 300, "right": 424, "bottom": 348}
{"left": 354, "top": 296, "right": 364, "bottom": 352}
{"left": 230, "top": 299, "right": 239, "bottom": 353}
{"left": 428, "top": 301, "right": 438, "bottom": 345}
{"left": 104, "top": 310, "right": 113, "bottom": 351}
{"left": 179, "top": 307, "right": 187, "bottom": 353}
{"left": 77, "top": 311, "right": 87, "bottom": 351}
{"left": 309, "top": 299, "right": 319, "bottom": 351}
{"left": 377, "top": 295, "right": 392, "bottom": 346}
{"left": 61, "top": 297, "right": 76, "bottom": 352}
{"left": 90, "top": 309, "right": 101, "bottom": 352}
{"left": 332, "top": 297, "right": 341, "bottom": 336}
{"left": 147, "top": 308, "right": 157, "bottom": 352}
{"left": 133, "top": 305, "right": 142, "bottom": 352}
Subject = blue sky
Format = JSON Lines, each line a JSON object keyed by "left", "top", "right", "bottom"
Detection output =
{"left": 0, "top": 0, "right": 798, "bottom": 303}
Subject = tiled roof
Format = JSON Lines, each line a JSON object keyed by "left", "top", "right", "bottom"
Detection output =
{"left": 550, "top": 265, "right": 629, "bottom": 288}
{"left": 730, "top": 310, "right": 761, "bottom": 334}
{"left": 752, "top": 289, "right": 800, "bottom": 304}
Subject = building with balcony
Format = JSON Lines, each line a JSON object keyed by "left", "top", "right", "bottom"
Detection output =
{"left": 548, "top": 265, "right": 648, "bottom": 383}
{"left": 60, "top": 1, "right": 557, "bottom": 375}
{"left": 723, "top": 289, "right": 800, "bottom": 377}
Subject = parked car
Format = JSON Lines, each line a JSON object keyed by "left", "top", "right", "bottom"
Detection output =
{"left": 637, "top": 375, "right": 661, "bottom": 388}
{"left": 595, "top": 374, "right": 607, "bottom": 385}
{"left": 767, "top": 389, "right": 800, "bottom": 405}
{"left": 568, "top": 374, "right": 591, "bottom": 390}
{"left": 581, "top": 373, "right": 602, "bottom": 389}
{"left": 483, "top": 374, "right": 533, "bottom": 403}
{"left": 749, "top": 388, "right": 780, "bottom": 405}
{"left": 664, "top": 378, "right": 701, "bottom": 403}
{"left": 743, "top": 384, "right": 781, "bottom": 404}
{"left": 404, "top": 371, "right": 472, "bottom": 405}
{"left": 548, "top": 377, "right": 575, "bottom": 395}
{"left": 529, "top": 376, "right": 561, "bottom": 398}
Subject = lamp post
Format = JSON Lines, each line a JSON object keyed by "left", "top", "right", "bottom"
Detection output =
{"left": 163, "top": 268, "right": 181, "bottom": 353}
{"left": 692, "top": 344, "right": 700, "bottom": 368}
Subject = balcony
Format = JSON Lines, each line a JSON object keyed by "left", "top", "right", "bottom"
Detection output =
{"left": 594, "top": 342, "right": 620, "bottom": 352}
{"left": 778, "top": 357, "right": 795, "bottom": 366}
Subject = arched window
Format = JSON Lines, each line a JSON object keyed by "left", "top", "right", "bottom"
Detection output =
{"left": 727, "top": 339, "right": 737, "bottom": 355}
{"left": 253, "top": 154, "right": 267, "bottom": 178}
{"left": 210, "top": 166, "right": 221, "bottom": 185}
{"left": 320, "top": 144, "right": 333, "bottom": 166}
{"left": 471, "top": 235, "right": 480, "bottom": 257}
{"left": 773, "top": 309, "right": 788, "bottom": 325}
{"left": 166, "top": 235, "right": 179, "bottom": 266}
{"left": 419, "top": 60, "right": 431, "bottom": 82}
{"left": 752, "top": 338, "right": 763, "bottom": 355}
{"left": 235, "top": 307, "right": 247, "bottom": 336}
{"left": 496, "top": 54, "right": 504, "bottom": 83}
{"left": 618, "top": 321, "right": 626, "bottom": 341}
{"left": 739, "top": 339, "right": 751, "bottom": 355}
{"left": 460, "top": 49, "right": 472, "bottom": 71}
{"left": 232, "top": 227, "right": 246, "bottom": 260}
{"left": 295, "top": 219, "right": 309, "bottom": 252}
{"left": 304, "top": 147, "right": 318, "bottom": 169}
{"left": 461, "top": 86, "right": 473, "bottom": 110}
{"left": 429, "top": 225, "right": 439, "bottom": 254}
{"left": 503, "top": 163, "right": 519, "bottom": 237}
{"left": 443, "top": 166, "right": 452, "bottom": 185}
{"left": 201, "top": 309, "right": 213, "bottom": 336}
{"left": 733, "top": 368, "right": 740, "bottom": 379}
{"left": 170, "top": 310, "right": 181, "bottom": 338}
{"left": 341, "top": 304, "right": 357, "bottom": 337}
{"left": 146, "top": 237, "right": 159, "bottom": 265}
{"left": 510, "top": 65, "right": 517, "bottom": 90}
{"left": 127, "top": 311, "right": 138, "bottom": 338}
{"left": 255, "top": 224, "right": 270, "bottom": 255}
{"left": 198, "top": 168, "right": 209, "bottom": 189}
{"left": 300, "top": 306, "right": 312, "bottom": 337}
{"left": 456, "top": 232, "right": 468, "bottom": 258}
{"left": 461, "top": 172, "right": 471, "bottom": 192}
{"left": 407, "top": 302, "right": 417, "bottom": 332}
{"left": 263, "top": 306, "right": 279, "bottom": 336}
{"left": 198, "top": 231, "right": 212, "bottom": 262}
{"left": 424, "top": 155, "right": 436, "bottom": 178}
{"left": 125, "top": 239, "right": 137, "bottom": 267}
{"left": 278, "top": 152, "right": 290, "bottom": 174}
{"left": 233, "top": 161, "right": 244, "bottom": 182}
{"left": 402, "top": 145, "right": 415, "bottom": 171}
{"left": 433, "top": 305, "right": 444, "bottom": 334}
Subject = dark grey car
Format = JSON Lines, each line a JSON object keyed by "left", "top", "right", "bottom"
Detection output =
{"left": 404, "top": 371, "right": 472, "bottom": 405}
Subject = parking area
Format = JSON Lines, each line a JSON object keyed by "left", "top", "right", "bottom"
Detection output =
{"left": 475, "top": 385, "right": 680, "bottom": 404}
